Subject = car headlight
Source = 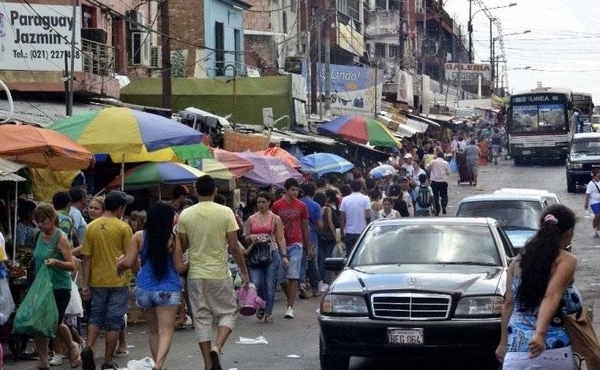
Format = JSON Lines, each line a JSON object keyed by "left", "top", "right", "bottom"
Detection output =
{"left": 568, "top": 163, "right": 583, "bottom": 169}
{"left": 321, "top": 294, "right": 369, "bottom": 315}
{"left": 511, "top": 143, "right": 523, "bottom": 148}
{"left": 454, "top": 296, "right": 503, "bottom": 317}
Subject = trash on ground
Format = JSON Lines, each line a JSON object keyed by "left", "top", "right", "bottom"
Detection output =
{"left": 236, "top": 336, "right": 268, "bottom": 344}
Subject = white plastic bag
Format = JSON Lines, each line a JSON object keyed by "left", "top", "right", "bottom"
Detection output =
{"left": 64, "top": 280, "right": 84, "bottom": 317}
{"left": 0, "top": 278, "right": 15, "bottom": 325}
{"left": 127, "top": 357, "right": 155, "bottom": 370}
{"left": 332, "top": 242, "right": 347, "bottom": 258}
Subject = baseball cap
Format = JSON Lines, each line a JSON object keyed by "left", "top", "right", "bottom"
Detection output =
{"left": 403, "top": 153, "right": 413, "bottom": 159}
{"left": 104, "top": 191, "right": 135, "bottom": 211}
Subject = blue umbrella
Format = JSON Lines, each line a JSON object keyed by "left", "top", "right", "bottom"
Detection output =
{"left": 300, "top": 153, "right": 354, "bottom": 176}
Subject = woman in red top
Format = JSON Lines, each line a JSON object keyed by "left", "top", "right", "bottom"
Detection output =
{"left": 243, "top": 192, "right": 286, "bottom": 323}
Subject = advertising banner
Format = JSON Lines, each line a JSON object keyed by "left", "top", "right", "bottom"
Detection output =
{"left": 301, "top": 62, "right": 383, "bottom": 116}
{"left": 0, "top": 3, "right": 82, "bottom": 71}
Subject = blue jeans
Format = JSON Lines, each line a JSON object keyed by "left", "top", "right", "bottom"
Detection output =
{"left": 89, "top": 287, "right": 129, "bottom": 332}
{"left": 299, "top": 239, "right": 320, "bottom": 290}
{"left": 317, "top": 238, "right": 336, "bottom": 284}
{"left": 249, "top": 251, "right": 281, "bottom": 316}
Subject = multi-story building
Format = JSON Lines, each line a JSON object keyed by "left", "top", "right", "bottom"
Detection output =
{"left": 243, "top": 0, "right": 299, "bottom": 75}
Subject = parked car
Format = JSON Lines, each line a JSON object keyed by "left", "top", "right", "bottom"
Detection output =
{"left": 318, "top": 217, "right": 514, "bottom": 370}
{"left": 455, "top": 193, "right": 549, "bottom": 252}
{"left": 566, "top": 132, "right": 600, "bottom": 193}
{"left": 492, "top": 188, "right": 560, "bottom": 205}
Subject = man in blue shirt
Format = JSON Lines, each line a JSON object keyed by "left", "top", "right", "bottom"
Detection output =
{"left": 299, "top": 183, "right": 323, "bottom": 298}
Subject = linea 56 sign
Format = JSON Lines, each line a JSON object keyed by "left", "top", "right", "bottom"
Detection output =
{"left": 0, "top": 3, "right": 82, "bottom": 72}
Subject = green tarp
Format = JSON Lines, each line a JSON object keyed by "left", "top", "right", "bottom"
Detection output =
{"left": 120, "top": 76, "right": 293, "bottom": 126}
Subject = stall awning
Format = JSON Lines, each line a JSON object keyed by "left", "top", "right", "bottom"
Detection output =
{"left": 405, "top": 119, "right": 428, "bottom": 132}
{"left": 396, "top": 124, "right": 421, "bottom": 137}
{"left": 408, "top": 114, "right": 441, "bottom": 127}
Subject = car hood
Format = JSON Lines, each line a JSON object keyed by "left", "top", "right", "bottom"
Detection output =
{"left": 504, "top": 229, "right": 535, "bottom": 249}
{"left": 569, "top": 153, "right": 600, "bottom": 162}
{"left": 330, "top": 264, "right": 506, "bottom": 296}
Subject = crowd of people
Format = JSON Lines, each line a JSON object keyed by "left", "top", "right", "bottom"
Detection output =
{"left": 0, "top": 122, "right": 523, "bottom": 370}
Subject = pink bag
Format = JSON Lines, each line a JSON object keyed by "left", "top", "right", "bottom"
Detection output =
{"left": 237, "top": 283, "right": 265, "bottom": 316}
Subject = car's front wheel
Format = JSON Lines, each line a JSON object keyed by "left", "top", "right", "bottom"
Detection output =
{"left": 319, "top": 338, "right": 350, "bottom": 370}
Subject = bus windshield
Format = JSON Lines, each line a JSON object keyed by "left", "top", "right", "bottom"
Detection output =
{"left": 511, "top": 103, "right": 568, "bottom": 133}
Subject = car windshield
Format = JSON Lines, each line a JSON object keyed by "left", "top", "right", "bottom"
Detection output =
{"left": 351, "top": 224, "right": 502, "bottom": 267}
{"left": 570, "top": 139, "right": 600, "bottom": 155}
{"left": 456, "top": 200, "right": 541, "bottom": 230}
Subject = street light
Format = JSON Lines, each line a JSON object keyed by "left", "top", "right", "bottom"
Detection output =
{"left": 468, "top": 1, "right": 517, "bottom": 63}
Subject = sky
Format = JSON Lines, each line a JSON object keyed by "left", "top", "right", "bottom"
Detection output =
{"left": 443, "top": 0, "right": 600, "bottom": 100}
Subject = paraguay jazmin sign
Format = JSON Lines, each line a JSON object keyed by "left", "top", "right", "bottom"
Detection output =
{"left": 0, "top": 3, "right": 82, "bottom": 72}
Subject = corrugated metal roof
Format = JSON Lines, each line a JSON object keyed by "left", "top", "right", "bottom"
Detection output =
{"left": 0, "top": 158, "right": 26, "bottom": 182}
{"left": 0, "top": 99, "right": 102, "bottom": 127}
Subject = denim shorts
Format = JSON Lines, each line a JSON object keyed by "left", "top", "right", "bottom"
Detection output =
{"left": 136, "top": 287, "right": 181, "bottom": 310}
{"left": 278, "top": 243, "right": 302, "bottom": 281}
{"left": 89, "top": 287, "right": 129, "bottom": 332}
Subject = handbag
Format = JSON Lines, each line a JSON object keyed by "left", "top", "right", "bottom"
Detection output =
{"left": 564, "top": 307, "right": 600, "bottom": 370}
{"left": 13, "top": 264, "right": 59, "bottom": 338}
{"left": 247, "top": 241, "right": 272, "bottom": 268}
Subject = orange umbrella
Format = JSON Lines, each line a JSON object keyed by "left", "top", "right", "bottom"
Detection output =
{"left": 0, "top": 124, "right": 93, "bottom": 170}
{"left": 256, "top": 147, "right": 301, "bottom": 169}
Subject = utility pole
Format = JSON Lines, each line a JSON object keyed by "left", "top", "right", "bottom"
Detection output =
{"left": 160, "top": 0, "right": 172, "bottom": 109}
{"left": 398, "top": 0, "right": 404, "bottom": 69}
{"left": 304, "top": 0, "right": 311, "bottom": 117}
{"left": 309, "top": 1, "right": 318, "bottom": 114}
{"left": 468, "top": 0, "right": 473, "bottom": 63}
{"left": 67, "top": 0, "right": 77, "bottom": 116}
{"left": 420, "top": 1, "right": 426, "bottom": 114}
{"left": 489, "top": 17, "right": 494, "bottom": 95}
{"left": 324, "top": 0, "right": 331, "bottom": 116}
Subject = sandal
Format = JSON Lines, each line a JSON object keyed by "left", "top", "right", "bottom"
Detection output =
{"left": 113, "top": 349, "right": 130, "bottom": 358}
{"left": 263, "top": 315, "right": 273, "bottom": 323}
{"left": 174, "top": 323, "right": 187, "bottom": 331}
{"left": 256, "top": 308, "right": 265, "bottom": 321}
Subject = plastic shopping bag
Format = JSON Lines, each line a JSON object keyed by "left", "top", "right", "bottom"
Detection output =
{"left": 0, "top": 278, "right": 15, "bottom": 325}
{"left": 127, "top": 357, "right": 155, "bottom": 370}
{"left": 65, "top": 280, "right": 84, "bottom": 317}
{"left": 13, "top": 264, "right": 58, "bottom": 338}
{"left": 449, "top": 158, "right": 458, "bottom": 173}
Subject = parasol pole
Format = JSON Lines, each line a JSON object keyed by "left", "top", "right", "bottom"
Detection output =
{"left": 121, "top": 154, "right": 125, "bottom": 191}
{"left": 12, "top": 181, "right": 17, "bottom": 263}
{"left": 159, "top": 183, "right": 162, "bottom": 201}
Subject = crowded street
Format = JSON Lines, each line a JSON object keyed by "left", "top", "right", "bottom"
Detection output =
{"left": 5, "top": 157, "right": 597, "bottom": 370}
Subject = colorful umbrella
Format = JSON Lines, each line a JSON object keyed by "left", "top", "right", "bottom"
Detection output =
{"left": 106, "top": 162, "right": 206, "bottom": 189}
{"left": 109, "top": 142, "right": 213, "bottom": 163}
{"left": 48, "top": 107, "right": 204, "bottom": 154}
{"left": 0, "top": 124, "right": 93, "bottom": 170}
{"left": 317, "top": 116, "right": 400, "bottom": 147}
{"left": 193, "top": 158, "right": 254, "bottom": 180}
{"left": 369, "top": 164, "right": 397, "bottom": 178}
{"left": 300, "top": 153, "right": 354, "bottom": 176}
{"left": 235, "top": 151, "right": 304, "bottom": 188}
{"left": 256, "top": 147, "right": 301, "bottom": 169}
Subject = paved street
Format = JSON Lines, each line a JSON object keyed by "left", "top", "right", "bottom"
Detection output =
{"left": 6, "top": 156, "right": 600, "bottom": 370}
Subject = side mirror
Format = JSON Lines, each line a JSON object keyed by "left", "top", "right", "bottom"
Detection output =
{"left": 324, "top": 257, "right": 346, "bottom": 272}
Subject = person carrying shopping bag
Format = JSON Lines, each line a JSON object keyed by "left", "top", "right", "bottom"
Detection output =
{"left": 23, "top": 203, "right": 81, "bottom": 370}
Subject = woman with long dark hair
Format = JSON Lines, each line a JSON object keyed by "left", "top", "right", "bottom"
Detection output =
{"left": 117, "top": 201, "right": 187, "bottom": 370}
{"left": 496, "top": 204, "right": 581, "bottom": 369}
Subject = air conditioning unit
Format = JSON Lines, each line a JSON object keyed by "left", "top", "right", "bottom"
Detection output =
{"left": 127, "top": 10, "right": 145, "bottom": 31}
{"left": 130, "top": 32, "right": 150, "bottom": 66}
{"left": 150, "top": 46, "right": 162, "bottom": 69}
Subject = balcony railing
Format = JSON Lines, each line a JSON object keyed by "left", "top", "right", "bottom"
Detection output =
{"left": 82, "top": 39, "right": 115, "bottom": 76}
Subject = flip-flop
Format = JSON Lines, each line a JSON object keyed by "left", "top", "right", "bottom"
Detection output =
{"left": 174, "top": 323, "right": 187, "bottom": 330}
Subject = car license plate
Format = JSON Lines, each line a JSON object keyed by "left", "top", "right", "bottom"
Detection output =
{"left": 387, "top": 328, "right": 423, "bottom": 345}
{"left": 522, "top": 150, "right": 531, "bottom": 155}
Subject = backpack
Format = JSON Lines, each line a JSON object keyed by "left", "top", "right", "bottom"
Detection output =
{"left": 416, "top": 185, "right": 433, "bottom": 208}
